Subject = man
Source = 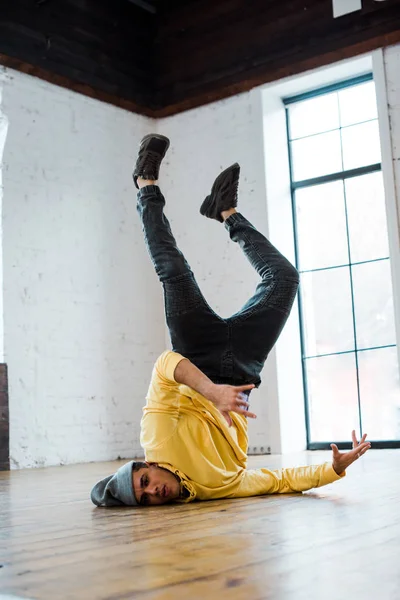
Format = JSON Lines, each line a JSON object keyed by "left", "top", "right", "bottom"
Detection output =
{"left": 91, "top": 134, "right": 371, "bottom": 508}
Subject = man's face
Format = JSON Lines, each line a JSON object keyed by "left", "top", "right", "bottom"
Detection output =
{"left": 132, "top": 464, "right": 181, "bottom": 506}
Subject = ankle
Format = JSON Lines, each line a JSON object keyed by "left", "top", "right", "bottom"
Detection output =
{"left": 137, "top": 177, "right": 157, "bottom": 189}
{"left": 221, "top": 208, "right": 237, "bottom": 221}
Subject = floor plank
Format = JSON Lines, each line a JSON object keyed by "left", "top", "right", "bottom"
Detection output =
{"left": 0, "top": 450, "right": 399, "bottom": 600}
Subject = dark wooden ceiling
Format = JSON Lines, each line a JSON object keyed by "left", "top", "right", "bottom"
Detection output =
{"left": 1, "top": 0, "right": 400, "bottom": 117}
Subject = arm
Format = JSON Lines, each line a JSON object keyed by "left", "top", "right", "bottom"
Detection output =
{"left": 236, "top": 430, "right": 371, "bottom": 497}
{"left": 141, "top": 351, "right": 185, "bottom": 449}
{"left": 174, "top": 358, "right": 256, "bottom": 425}
{"left": 237, "top": 463, "right": 344, "bottom": 497}
{"left": 331, "top": 430, "right": 370, "bottom": 475}
{"left": 145, "top": 351, "right": 186, "bottom": 410}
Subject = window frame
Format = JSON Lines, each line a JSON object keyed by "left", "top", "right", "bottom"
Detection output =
{"left": 284, "top": 74, "right": 400, "bottom": 450}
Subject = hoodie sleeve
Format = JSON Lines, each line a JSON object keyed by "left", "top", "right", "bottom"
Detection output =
{"left": 145, "top": 350, "right": 187, "bottom": 410}
{"left": 234, "top": 463, "right": 345, "bottom": 497}
{"left": 141, "top": 352, "right": 187, "bottom": 450}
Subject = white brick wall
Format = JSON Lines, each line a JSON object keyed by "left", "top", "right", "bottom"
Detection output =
{"left": 1, "top": 68, "right": 166, "bottom": 468}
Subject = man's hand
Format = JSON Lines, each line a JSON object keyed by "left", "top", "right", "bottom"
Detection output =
{"left": 173, "top": 358, "right": 256, "bottom": 426}
{"left": 208, "top": 383, "right": 256, "bottom": 426}
{"left": 331, "top": 430, "right": 371, "bottom": 475}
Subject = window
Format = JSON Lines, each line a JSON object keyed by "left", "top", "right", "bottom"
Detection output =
{"left": 285, "top": 75, "right": 400, "bottom": 448}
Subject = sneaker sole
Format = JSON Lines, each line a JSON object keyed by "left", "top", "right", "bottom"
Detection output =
{"left": 140, "top": 133, "right": 170, "bottom": 156}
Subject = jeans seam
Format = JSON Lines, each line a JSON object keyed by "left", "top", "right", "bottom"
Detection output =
{"left": 163, "top": 274, "right": 226, "bottom": 320}
{"left": 229, "top": 274, "right": 299, "bottom": 324}
{"left": 228, "top": 217, "right": 299, "bottom": 281}
{"left": 163, "top": 279, "right": 203, "bottom": 318}
{"left": 229, "top": 227, "right": 286, "bottom": 324}
{"left": 229, "top": 280, "right": 277, "bottom": 324}
{"left": 235, "top": 228, "right": 276, "bottom": 280}
{"left": 220, "top": 323, "right": 233, "bottom": 378}
{"left": 163, "top": 271, "right": 194, "bottom": 284}
{"left": 165, "top": 302, "right": 203, "bottom": 318}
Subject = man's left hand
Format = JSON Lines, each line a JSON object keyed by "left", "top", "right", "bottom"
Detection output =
{"left": 331, "top": 430, "right": 371, "bottom": 475}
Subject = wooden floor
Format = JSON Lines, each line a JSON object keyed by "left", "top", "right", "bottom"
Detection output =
{"left": 0, "top": 450, "right": 399, "bottom": 600}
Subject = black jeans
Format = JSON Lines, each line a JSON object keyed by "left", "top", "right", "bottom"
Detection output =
{"left": 137, "top": 185, "right": 299, "bottom": 388}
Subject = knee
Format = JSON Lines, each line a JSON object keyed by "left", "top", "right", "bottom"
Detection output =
{"left": 277, "top": 260, "right": 299, "bottom": 286}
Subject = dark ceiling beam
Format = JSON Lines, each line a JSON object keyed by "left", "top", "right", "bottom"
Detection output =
{"left": 0, "top": 0, "right": 158, "bottom": 110}
{"left": 155, "top": 0, "right": 400, "bottom": 115}
{"left": 126, "top": 0, "right": 157, "bottom": 15}
{"left": 153, "top": 28, "right": 400, "bottom": 118}
{"left": 0, "top": 0, "right": 400, "bottom": 117}
{"left": 0, "top": 52, "right": 155, "bottom": 117}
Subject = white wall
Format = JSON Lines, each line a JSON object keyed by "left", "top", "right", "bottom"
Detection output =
{"left": 386, "top": 47, "right": 400, "bottom": 173}
{"left": 380, "top": 45, "right": 400, "bottom": 363}
{"left": 159, "top": 90, "right": 280, "bottom": 453}
{"left": 0, "top": 86, "right": 7, "bottom": 363}
{"left": 0, "top": 68, "right": 166, "bottom": 468}
{"left": 384, "top": 45, "right": 400, "bottom": 229}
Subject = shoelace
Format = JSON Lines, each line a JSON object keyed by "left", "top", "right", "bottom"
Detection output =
{"left": 141, "top": 150, "right": 160, "bottom": 176}
{"left": 220, "top": 173, "right": 239, "bottom": 202}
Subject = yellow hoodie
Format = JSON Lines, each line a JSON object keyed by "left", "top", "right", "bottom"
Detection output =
{"left": 141, "top": 351, "right": 344, "bottom": 502}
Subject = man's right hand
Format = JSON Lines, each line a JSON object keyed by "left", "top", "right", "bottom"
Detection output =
{"left": 208, "top": 384, "right": 256, "bottom": 426}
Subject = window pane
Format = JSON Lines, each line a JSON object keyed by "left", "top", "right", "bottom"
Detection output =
{"left": 291, "top": 130, "right": 342, "bottom": 181}
{"left": 358, "top": 347, "right": 400, "bottom": 440}
{"left": 301, "top": 267, "right": 354, "bottom": 356}
{"left": 346, "top": 172, "right": 390, "bottom": 263}
{"left": 295, "top": 181, "right": 348, "bottom": 270}
{"left": 288, "top": 93, "right": 340, "bottom": 139}
{"left": 352, "top": 260, "right": 396, "bottom": 349}
{"left": 306, "top": 353, "right": 359, "bottom": 442}
{"left": 342, "top": 120, "right": 381, "bottom": 171}
{"left": 339, "top": 81, "right": 378, "bottom": 127}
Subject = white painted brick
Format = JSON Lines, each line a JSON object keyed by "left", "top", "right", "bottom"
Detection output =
{"left": 0, "top": 68, "right": 166, "bottom": 468}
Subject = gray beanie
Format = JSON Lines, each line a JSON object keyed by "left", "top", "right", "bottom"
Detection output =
{"left": 91, "top": 461, "right": 139, "bottom": 507}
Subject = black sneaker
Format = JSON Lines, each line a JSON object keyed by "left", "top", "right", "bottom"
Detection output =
{"left": 133, "top": 134, "right": 170, "bottom": 189}
{"left": 200, "top": 163, "right": 240, "bottom": 222}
